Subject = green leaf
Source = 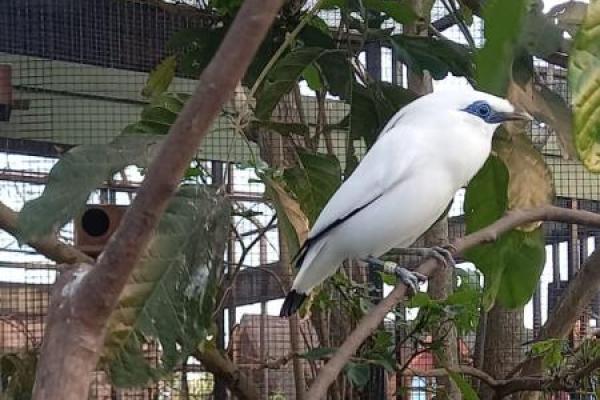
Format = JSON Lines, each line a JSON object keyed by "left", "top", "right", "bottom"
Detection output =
{"left": 303, "top": 63, "right": 324, "bottom": 92}
{"left": 531, "top": 339, "right": 566, "bottom": 370}
{"left": 316, "top": 50, "right": 353, "bottom": 99}
{"left": 494, "top": 128, "right": 554, "bottom": 231}
{"left": 210, "top": 0, "right": 243, "bottom": 14}
{"left": 299, "top": 347, "right": 337, "bottom": 360}
{"left": 350, "top": 81, "right": 416, "bottom": 148}
{"left": 284, "top": 150, "right": 342, "bottom": 224}
{"left": 569, "top": 0, "right": 600, "bottom": 172}
{"left": 123, "top": 93, "right": 190, "bottom": 136}
{"left": 260, "top": 172, "right": 309, "bottom": 258}
{"left": 344, "top": 362, "right": 371, "bottom": 388}
{"left": 520, "top": 5, "right": 566, "bottom": 58}
{"left": 510, "top": 56, "right": 576, "bottom": 159}
{"left": 447, "top": 370, "right": 480, "bottom": 400}
{"left": 141, "top": 56, "right": 177, "bottom": 99}
{"left": 547, "top": 1, "right": 588, "bottom": 35}
{"left": 169, "top": 27, "right": 226, "bottom": 77}
{"left": 476, "top": 0, "right": 530, "bottom": 95}
{"left": 390, "top": 35, "right": 474, "bottom": 80}
{"left": 362, "top": 0, "right": 418, "bottom": 24}
{"left": 17, "top": 135, "right": 162, "bottom": 242}
{"left": 255, "top": 47, "right": 329, "bottom": 119}
{"left": 464, "top": 156, "right": 546, "bottom": 309}
{"left": 103, "top": 186, "right": 230, "bottom": 386}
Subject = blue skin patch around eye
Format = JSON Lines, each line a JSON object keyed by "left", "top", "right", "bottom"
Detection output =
{"left": 462, "top": 100, "right": 530, "bottom": 124}
{"left": 463, "top": 100, "right": 497, "bottom": 123}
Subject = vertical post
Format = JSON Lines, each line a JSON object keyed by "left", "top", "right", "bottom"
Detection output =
{"left": 552, "top": 243, "right": 561, "bottom": 288}
{"left": 533, "top": 283, "right": 542, "bottom": 335}
{"left": 212, "top": 161, "right": 228, "bottom": 400}
{"left": 364, "top": 38, "right": 386, "bottom": 400}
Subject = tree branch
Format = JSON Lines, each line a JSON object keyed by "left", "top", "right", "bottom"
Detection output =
{"left": 306, "top": 205, "right": 600, "bottom": 399}
{"left": 511, "top": 239, "right": 600, "bottom": 378}
{"left": 0, "top": 201, "right": 92, "bottom": 265}
{"left": 193, "top": 347, "right": 261, "bottom": 400}
{"left": 31, "top": 2, "right": 284, "bottom": 399}
{"left": 411, "top": 356, "right": 600, "bottom": 398}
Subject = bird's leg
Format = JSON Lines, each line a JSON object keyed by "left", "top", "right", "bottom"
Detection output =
{"left": 362, "top": 256, "right": 427, "bottom": 295}
{"left": 391, "top": 244, "right": 457, "bottom": 269}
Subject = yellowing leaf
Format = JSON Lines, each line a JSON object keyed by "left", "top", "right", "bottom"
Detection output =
{"left": 261, "top": 173, "right": 309, "bottom": 258}
{"left": 494, "top": 126, "right": 554, "bottom": 231}
{"left": 569, "top": 0, "right": 600, "bottom": 172}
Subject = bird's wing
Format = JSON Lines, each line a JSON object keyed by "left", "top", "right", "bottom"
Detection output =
{"left": 293, "top": 128, "right": 417, "bottom": 268}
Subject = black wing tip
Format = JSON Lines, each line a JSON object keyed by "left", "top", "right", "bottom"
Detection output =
{"left": 279, "top": 290, "right": 308, "bottom": 318}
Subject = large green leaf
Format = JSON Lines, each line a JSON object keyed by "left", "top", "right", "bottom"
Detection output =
{"left": 464, "top": 156, "right": 546, "bottom": 309}
{"left": 343, "top": 362, "right": 371, "bottom": 388}
{"left": 475, "top": 0, "right": 530, "bottom": 95}
{"left": 168, "top": 27, "right": 226, "bottom": 78}
{"left": 569, "top": 0, "right": 600, "bottom": 172}
{"left": 17, "top": 135, "right": 162, "bottom": 243}
{"left": 350, "top": 81, "right": 417, "bottom": 148}
{"left": 255, "top": 47, "right": 329, "bottom": 119}
{"left": 284, "top": 150, "right": 342, "bottom": 224}
{"left": 390, "top": 34, "right": 474, "bottom": 80}
{"left": 141, "top": 55, "right": 177, "bottom": 99}
{"left": 103, "top": 186, "right": 230, "bottom": 386}
{"left": 123, "top": 93, "right": 190, "bottom": 135}
{"left": 316, "top": 50, "right": 353, "bottom": 99}
{"left": 466, "top": 0, "right": 546, "bottom": 310}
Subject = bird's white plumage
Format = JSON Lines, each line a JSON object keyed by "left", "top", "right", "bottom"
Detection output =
{"left": 290, "top": 86, "right": 517, "bottom": 294}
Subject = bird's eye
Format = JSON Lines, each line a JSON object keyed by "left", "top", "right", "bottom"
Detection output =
{"left": 477, "top": 103, "right": 491, "bottom": 117}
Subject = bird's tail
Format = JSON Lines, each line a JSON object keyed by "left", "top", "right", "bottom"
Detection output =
{"left": 279, "top": 290, "right": 307, "bottom": 317}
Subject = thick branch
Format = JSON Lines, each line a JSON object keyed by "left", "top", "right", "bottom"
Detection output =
{"left": 0, "top": 201, "right": 92, "bottom": 265}
{"left": 32, "top": 2, "right": 284, "bottom": 399}
{"left": 306, "top": 205, "right": 600, "bottom": 399}
{"left": 193, "top": 348, "right": 261, "bottom": 400}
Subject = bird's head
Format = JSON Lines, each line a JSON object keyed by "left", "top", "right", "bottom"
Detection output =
{"left": 450, "top": 87, "right": 532, "bottom": 136}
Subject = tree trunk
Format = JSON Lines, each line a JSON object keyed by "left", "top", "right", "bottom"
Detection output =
{"left": 425, "top": 219, "right": 461, "bottom": 400}
{"left": 32, "top": 264, "right": 103, "bottom": 400}
{"left": 479, "top": 304, "right": 525, "bottom": 399}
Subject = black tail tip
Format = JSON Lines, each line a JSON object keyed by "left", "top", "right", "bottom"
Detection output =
{"left": 280, "top": 290, "right": 307, "bottom": 318}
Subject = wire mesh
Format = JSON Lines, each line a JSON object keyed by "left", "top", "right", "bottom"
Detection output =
{"left": 0, "top": 0, "right": 598, "bottom": 399}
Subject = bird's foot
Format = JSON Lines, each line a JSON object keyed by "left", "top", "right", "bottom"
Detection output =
{"left": 382, "top": 261, "right": 427, "bottom": 294}
{"left": 394, "top": 245, "right": 456, "bottom": 269}
{"left": 425, "top": 244, "right": 456, "bottom": 269}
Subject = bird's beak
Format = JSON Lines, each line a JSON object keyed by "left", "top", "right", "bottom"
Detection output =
{"left": 495, "top": 111, "right": 533, "bottom": 123}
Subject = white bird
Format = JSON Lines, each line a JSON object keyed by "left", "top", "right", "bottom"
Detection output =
{"left": 279, "top": 86, "right": 531, "bottom": 317}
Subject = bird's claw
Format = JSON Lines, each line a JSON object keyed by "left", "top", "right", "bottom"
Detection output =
{"left": 383, "top": 261, "right": 427, "bottom": 295}
{"left": 427, "top": 245, "right": 456, "bottom": 269}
